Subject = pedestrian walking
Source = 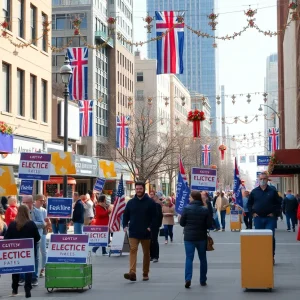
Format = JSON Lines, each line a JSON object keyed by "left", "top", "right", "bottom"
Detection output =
{"left": 5, "top": 196, "right": 18, "bottom": 226}
{"left": 122, "top": 182, "right": 156, "bottom": 282}
{"left": 248, "top": 172, "right": 281, "bottom": 264}
{"left": 72, "top": 192, "right": 84, "bottom": 234}
{"left": 242, "top": 191, "right": 252, "bottom": 229}
{"left": 282, "top": 190, "right": 298, "bottom": 232}
{"left": 162, "top": 196, "right": 175, "bottom": 244}
{"left": 215, "top": 192, "right": 229, "bottom": 231}
{"left": 4, "top": 205, "right": 40, "bottom": 298}
{"left": 0, "top": 206, "right": 7, "bottom": 237}
{"left": 150, "top": 193, "right": 163, "bottom": 263}
{"left": 180, "top": 191, "right": 212, "bottom": 289}
{"left": 83, "top": 193, "right": 95, "bottom": 225}
{"left": 91, "top": 194, "right": 110, "bottom": 256}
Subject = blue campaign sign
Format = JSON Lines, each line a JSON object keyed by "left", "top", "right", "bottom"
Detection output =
{"left": 19, "top": 180, "right": 34, "bottom": 195}
{"left": 94, "top": 178, "right": 106, "bottom": 193}
{"left": 47, "top": 197, "right": 73, "bottom": 219}
{"left": 257, "top": 155, "right": 271, "bottom": 166}
{"left": 175, "top": 172, "right": 190, "bottom": 215}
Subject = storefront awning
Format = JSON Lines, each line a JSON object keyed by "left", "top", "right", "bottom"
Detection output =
{"left": 44, "top": 176, "right": 77, "bottom": 185}
{"left": 271, "top": 149, "right": 300, "bottom": 175}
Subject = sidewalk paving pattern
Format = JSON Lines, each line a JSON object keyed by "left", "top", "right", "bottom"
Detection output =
{"left": 0, "top": 216, "right": 299, "bottom": 299}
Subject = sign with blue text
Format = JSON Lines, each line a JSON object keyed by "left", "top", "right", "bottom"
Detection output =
{"left": 18, "top": 153, "right": 52, "bottom": 180}
{"left": 191, "top": 168, "right": 217, "bottom": 192}
{"left": 83, "top": 226, "right": 109, "bottom": 247}
{"left": 46, "top": 197, "right": 73, "bottom": 219}
{"left": 175, "top": 172, "right": 190, "bottom": 215}
{"left": 94, "top": 178, "right": 106, "bottom": 193}
{"left": 257, "top": 155, "right": 271, "bottom": 166}
{"left": 0, "top": 238, "right": 35, "bottom": 275}
{"left": 19, "top": 180, "right": 34, "bottom": 196}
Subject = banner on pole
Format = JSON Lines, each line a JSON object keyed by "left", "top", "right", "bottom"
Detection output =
{"left": 175, "top": 172, "right": 190, "bottom": 215}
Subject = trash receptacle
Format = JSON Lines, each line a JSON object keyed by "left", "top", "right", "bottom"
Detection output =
{"left": 230, "top": 209, "right": 241, "bottom": 231}
{"left": 240, "top": 229, "right": 274, "bottom": 291}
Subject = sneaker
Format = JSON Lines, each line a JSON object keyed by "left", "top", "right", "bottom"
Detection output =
{"left": 12, "top": 289, "right": 18, "bottom": 296}
{"left": 293, "top": 228, "right": 296, "bottom": 232}
{"left": 18, "top": 279, "right": 25, "bottom": 286}
{"left": 165, "top": 240, "right": 168, "bottom": 244}
{"left": 102, "top": 252, "right": 109, "bottom": 256}
{"left": 39, "top": 269, "right": 45, "bottom": 278}
{"left": 153, "top": 258, "right": 158, "bottom": 263}
{"left": 287, "top": 229, "right": 291, "bottom": 232}
{"left": 213, "top": 229, "right": 218, "bottom": 232}
{"left": 222, "top": 229, "right": 225, "bottom": 232}
{"left": 185, "top": 280, "right": 191, "bottom": 288}
{"left": 200, "top": 282, "right": 207, "bottom": 287}
{"left": 31, "top": 279, "right": 38, "bottom": 286}
{"left": 142, "top": 273, "right": 149, "bottom": 281}
{"left": 124, "top": 272, "right": 136, "bottom": 282}
{"left": 25, "top": 290, "right": 31, "bottom": 298}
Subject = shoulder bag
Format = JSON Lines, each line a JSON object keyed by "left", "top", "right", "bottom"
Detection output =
{"left": 207, "top": 231, "right": 214, "bottom": 251}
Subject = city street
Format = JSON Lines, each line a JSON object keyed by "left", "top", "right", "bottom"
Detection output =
{"left": 0, "top": 216, "right": 299, "bottom": 299}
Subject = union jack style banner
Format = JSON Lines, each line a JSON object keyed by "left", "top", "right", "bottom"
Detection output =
{"left": 78, "top": 100, "right": 93, "bottom": 137}
{"left": 67, "top": 47, "right": 88, "bottom": 100}
{"left": 202, "top": 144, "right": 211, "bottom": 166}
{"left": 155, "top": 11, "right": 184, "bottom": 74}
{"left": 268, "top": 127, "right": 279, "bottom": 152}
{"left": 179, "top": 157, "right": 188, "bottom": 185}
{"left": 116, "top": 116, "right": 129, "bottom": 148}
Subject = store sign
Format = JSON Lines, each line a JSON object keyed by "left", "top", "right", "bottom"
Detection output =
{"left": 18, "top": 153, "right": 51, "bottom": 180}
{"left": 47, "top": 234, "right": 89, "bottom": 264}
{"left": 19, "top": 180, "right": 34, "bottom": 195}
{"left": 74, "top": 155, "right": 99, "bottom": 177}
{"left": 0, "top": 238, "right": 35, "bottom": 275}
{"left": 47, "top": 197, "right": 73, "bottom": 219}
{"left": 191, "top": 168, "right": 217, "bottom": 192}
{"left": 83, "top": 226, "right": 109, "bottom": 247}
{"left": 257, "top": 155, "right": 271, "bottom": 166}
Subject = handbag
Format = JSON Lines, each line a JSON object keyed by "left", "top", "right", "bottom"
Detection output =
{"left": 207, "top": 231, "right": 214, "bottom": 251}
{"left": 159, "top": 228, "right": 165, "bottom": 236}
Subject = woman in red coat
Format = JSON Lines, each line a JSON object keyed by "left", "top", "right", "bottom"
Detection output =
{"left": 92, "top": 195, "right": 111, "bottom": 255}
{"left": 5, "top": 196, "right": 18, "bottom": 226}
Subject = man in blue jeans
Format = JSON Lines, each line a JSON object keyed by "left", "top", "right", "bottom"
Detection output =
{"left": 72, "top": 192, "right": 84, "bottom": 234}
{"left": 282, "top": 190, "right": 298, "bottom": 232}
{"left": 248, "top": 172, "right": 281, "bottom": 264}
{"left": 180, "top": 191, "right": 212, "bottom": 288}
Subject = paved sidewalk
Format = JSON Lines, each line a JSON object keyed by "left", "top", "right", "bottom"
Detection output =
{"left": 0, "top": 216, "right": 299, "bottom": 299}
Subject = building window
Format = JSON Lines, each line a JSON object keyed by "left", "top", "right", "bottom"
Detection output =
{"left": 17, "top": 0, "right": 24, "bottom": 38}
{"left": 137, "top": 72, "right": 143, "bottom": 82}
{"left": 2, "top": 0, "right": 11, "bottom": 30}
{"left": 17, "top": 69, "right": 24, "bottom": 116}
{"left": 136, "top": 90, "right": 144, "bottom": 101}
{"left": 42, "top": 13, "right": 48, "bottom": 52}
{"left": 30, "top": 5, "right": 37, "bottom": 45}
{"left": 41, "top": 80, "right": 47, "bottom": 123}
{"left": 55, "top": 14, "right": 65, "bottom": 30}
{"left": 30, "top": 75, "right": 37, "bottom": 120}
{"left": 2, "top": 62, "right": 10, "bottom": 112}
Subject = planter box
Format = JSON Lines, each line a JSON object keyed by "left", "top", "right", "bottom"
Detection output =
{"left": 0, "top": 133, "right": 13, "bottom": 154}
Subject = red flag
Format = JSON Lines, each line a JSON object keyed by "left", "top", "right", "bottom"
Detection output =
{"left": 179, "top": 157, "right": 187, "bottom": 184}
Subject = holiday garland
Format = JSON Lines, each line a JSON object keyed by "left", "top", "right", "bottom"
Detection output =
{"left": 0, "top": 121, "right": 13, "bottom": 135}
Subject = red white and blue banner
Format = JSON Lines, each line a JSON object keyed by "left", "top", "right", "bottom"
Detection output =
{"left": 116, "top": 116, "right": 129, "bottom": 148}
{"left": 47, "top": 234, "right": 89, "bottom": 264}
{"left": 268, "top": 127, "right": 279, "bottom": 152}
{"left": 179, "top": 157, "right": 188, "bottom": 185}
{"left": 0, "top": 239, "right": 35, "bottom": 274}
{"left": 83, "top": 226, "right": 109, "bottom": 247}
{"left": 155, "top": 11, "right": 184, "bottom": 74}
{"left": 202, "top": 144, "right": 211, "bottom": 166}
{"left": 67, "top": 47, "right": 88, "bottom": 100}
{"left": 232, "top": 157, "right": 243, "bottom": 209}
{"left": 79, "top": 100, "right": 93, "bottom": 137}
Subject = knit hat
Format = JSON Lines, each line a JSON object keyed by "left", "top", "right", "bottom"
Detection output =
{"left": 156, "top": 191, "right": 164, "bottom": 199}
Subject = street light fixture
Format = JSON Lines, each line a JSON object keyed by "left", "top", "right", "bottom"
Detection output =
{"left": 258, "top": 104, "right": 280, "bottom": 118}
{"left": 60, "top": 53, "right": 73, "bottom": 198}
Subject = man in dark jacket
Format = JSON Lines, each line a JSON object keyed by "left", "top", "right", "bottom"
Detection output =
{"left": 72, "top": 192, "right": 84, "bottom": 234}
{"left": 282, "top": 190, "right": 298, "bottom": 232}
{"left": 180, "top": 191, "right": 212, "bottom": 289}
{"left": 248, "top": 172, "right": 281, "bottom": 263}
{"left": 122, "top": 182, "right": 156, "bottom": 282}
{"left": 150, "top": 193, "right": 163, "bottom": 263}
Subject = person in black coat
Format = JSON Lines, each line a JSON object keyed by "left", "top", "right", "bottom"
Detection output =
{"left": 180, "top": 190, "right": 212, "bottom": 289}
{"left": 150, "top": 193, "right": 163, "bottom": 263}
{"left": 72, "top": 192, "right": 84, "bottom": 234}
{"left": 4, "top": 205, "right": 40, "bottom": 298}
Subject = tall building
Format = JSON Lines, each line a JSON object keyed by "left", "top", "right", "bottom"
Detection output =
{"left": 146, "top": 0, "right": 217, "bottom": 133}
{"left": 264, "top": 53, "right": 278, "bottom": 151}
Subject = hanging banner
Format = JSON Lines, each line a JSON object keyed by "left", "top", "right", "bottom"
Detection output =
{"left": 191, "top": 168, "right": 217, "bottom": 192}
{"left": 18, "top": 153, "right": 51, "bottom": 180}
{"left": 94, "top": 178, "right": 106, "bottom": 193}
{"left": 19, "top": 180, "right": 34, "bottom": 196}
{"left": 83, "top": 226, "right": 109, "bottom": 247}
{"left": 0, "top": 166, "right": 18, "bottom": 196}
{"left": 257, "top": 155, "right": 271, "bottom": 166}
{"left": 50, "top": 152, "right": 76, "bottom": 175}
{"left": 47, "top": 234, "right": 89, "bottom": 264}
{"left": 175, "top": 172, "right": 190, "bottom": 215}
{"left": 99, "top": 160, "right": 117, "bottom": 178}
{"left": 0, "top": 239, "right": 35, "bottom": 275}
{"left": 46, "top": 197, "right": 73, "bottom": 219}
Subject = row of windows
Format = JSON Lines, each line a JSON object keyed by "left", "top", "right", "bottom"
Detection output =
{"left": 3, "top": 0, "right": 48, "bottom": 52}
{"left": 2, "top": 62, "right": 48, "bottom": 122}
{"left": 51, "top": 36, "right": 87, "bottom": 49}
{"left": 117, "top": 51, "right": 133, "bottom": 73}
{"left": 117, "top": 0, "right": 132, "bottom": 21}
{"left": 117, "top": 72, "right": 133, "bottom": 92}
{"left": 118, "top": 92, "right": 130, "bottom": 108}
{"left": 52, "top": 14, "right": 87, "bottom": 30}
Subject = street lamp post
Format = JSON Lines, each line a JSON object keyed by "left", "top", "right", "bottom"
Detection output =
{"left": 258, "top": 104, "right": 280, "bottom": 118}
{"left": 60, "top": 53, "right": 73, "bottom": 198}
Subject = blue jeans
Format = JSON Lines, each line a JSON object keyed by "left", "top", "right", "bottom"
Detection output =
{"left": 73, "top": 222, "right": 83, "bottom": 234}
{"left": 163, "top": 225, "right": 173, "bottom": 241}
{"left": 254, "top": 216, "right": 276, "bottom": 256}
{"left": 220, "top": 210, "right": 226, "bottom": 229}
{"left": 184, "top": 240, "right": 207, "bottom": 284}
{"left": 286, "top": 212, "right": 297, "bottom": 230}
{"left": 40, "top": 235, "right": 47, "bottom": 269}
{"left": 52, "top": 223, "right": 67, "bottom": 234}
